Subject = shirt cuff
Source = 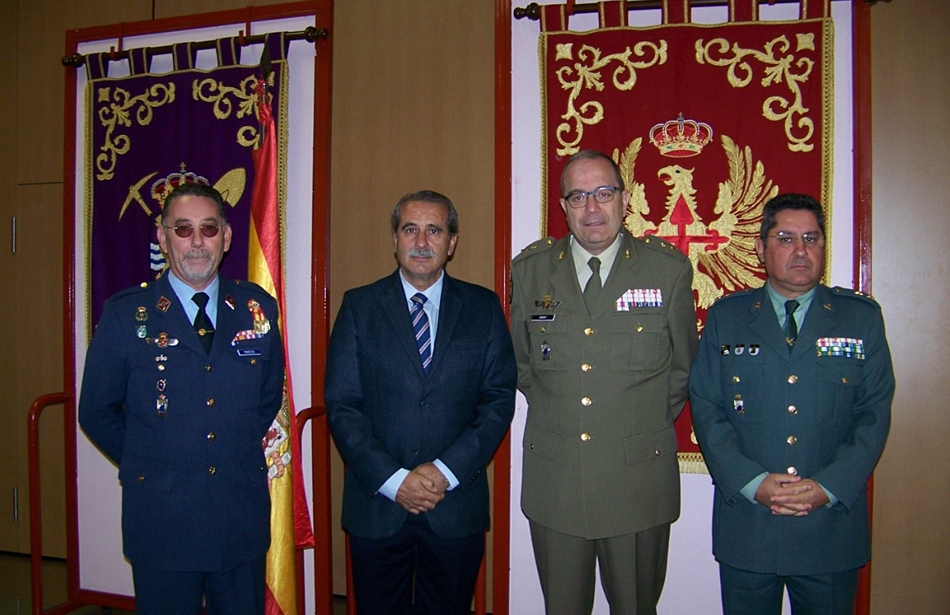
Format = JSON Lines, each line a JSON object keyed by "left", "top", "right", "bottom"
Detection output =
{"left": 741, "top": 472, "right": 768, "bottom": 504}
{"left": 433, "top": 459, "right": 459, "bottom": 491}
{"left": 818, "top": 482, "right": 839, "bottom": 507}
{"left": 378, "top": 468, "right": 410, "bottom": 502}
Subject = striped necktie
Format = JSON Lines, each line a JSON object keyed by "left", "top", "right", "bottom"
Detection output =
{"left": 410, "top": 293, "right": 432, "bottom": 372}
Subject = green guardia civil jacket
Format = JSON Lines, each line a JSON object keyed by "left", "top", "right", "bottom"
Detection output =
{"left": 689, "top": 284, "right": 894, "bottom": 575}
{"left": 511, "top": 232, "right": 697, "bottom": 538}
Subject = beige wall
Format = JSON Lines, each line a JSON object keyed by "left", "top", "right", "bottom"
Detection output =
{"left": 329, "top": 0, "right": 497, "bottom": 594}
{"left": 870, "top": 1, "right": 950, "bottom": 614}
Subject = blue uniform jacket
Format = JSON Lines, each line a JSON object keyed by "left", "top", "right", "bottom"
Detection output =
{"left": 324, "top": 270, "right": 517, "bottom": 540}
{"left": 79, "top": 273, "right": 285, "bottom": 572}
{"left": 689, "top": 284, "right": 894, "bottom": 575}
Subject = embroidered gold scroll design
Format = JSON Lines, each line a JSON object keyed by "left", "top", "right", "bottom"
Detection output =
{"left": 617, "top": 134, "right": 775, "bottom": 310}
{"left": 192, "top": 75, "right": 267, "bottom": 147}
{"left": 553, "top": 41, "right": 668, "bottom": 156}
{"left": 95, "top": 84, "right": 176, "bottom": 181}
{"left": 695, "top": 33, "right": 817, "bottom": 152}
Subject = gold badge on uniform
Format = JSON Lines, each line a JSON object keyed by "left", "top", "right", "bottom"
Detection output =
{"left": 535, "top": 295, "right": 561, "bottom": 309}
{"left": 249, "top": 300, "right": 271, "bottom": 334}
{"left": 156, "top": 394, "right": 169, "bottom": 417}
{"left": 135, "top": 307, "right": 148, "bottom": 322}
{"left": 156, "top": 296, "right": 171, "bottom": 313}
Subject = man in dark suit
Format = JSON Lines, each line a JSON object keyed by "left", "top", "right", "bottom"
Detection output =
{"left": 325, "top": 189, "right": 516, "bottom": 615}
{"left": 689, "top": 193, "right": 894, "bottom": 615}
{"left": 511, "top": 150, "right": 698, "bottom": 614}
{"left": 79, "top": 182, "right": 284, "bottom": 615}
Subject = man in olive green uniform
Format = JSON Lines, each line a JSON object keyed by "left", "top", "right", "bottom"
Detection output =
{"left": 511, "top": 150, "right": 697, "bottom": 614}
{"left": 689, "top": 193, "right": 894, "bottom": 615}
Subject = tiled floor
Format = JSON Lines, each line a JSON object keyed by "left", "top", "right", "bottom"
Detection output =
{"left": 0, "top": 553, "right": 347, "bottom": 615}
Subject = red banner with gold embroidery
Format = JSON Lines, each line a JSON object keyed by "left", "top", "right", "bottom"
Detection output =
{"left": 540, "top": 3, "right": 834, "bottom": 468}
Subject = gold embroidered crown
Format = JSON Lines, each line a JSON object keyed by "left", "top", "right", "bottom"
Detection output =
{"left": 151, "top": 163, "right": 210, "bottom": 207}
{"left": 649, "top": 113, "right": 713, "bottom": 158}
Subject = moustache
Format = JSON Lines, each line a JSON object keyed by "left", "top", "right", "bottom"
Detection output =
{"left": 409, "top": 248, "right": 436, "bottom": 258}
{"left": 184, "top": 250, "right": 213, "bottom": 260}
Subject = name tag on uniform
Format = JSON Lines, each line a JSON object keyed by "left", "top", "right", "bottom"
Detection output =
{"left": 531, "top": 314, "right": 556, "bottom": 322}
{"left": 236, "top": 348, "right": 262, "bottom": 357}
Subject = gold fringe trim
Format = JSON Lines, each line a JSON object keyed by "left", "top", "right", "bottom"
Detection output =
{"left": 678, "top": 451, "right": 708, "bottom": 475}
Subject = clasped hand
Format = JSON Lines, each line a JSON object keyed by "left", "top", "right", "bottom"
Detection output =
{"left": 394, "top": 462, "right": 450, "bottom": 514}
{"left": 754, "top": 473, "right": 830, "bottom": 516}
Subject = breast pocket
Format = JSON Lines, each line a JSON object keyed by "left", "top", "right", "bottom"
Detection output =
{"left": 721, "top": 357, "right": 766, "bottom": 424}
{"left": 527, "top": 315, "right": 570, "bottom": 371}
{"left": 609, "top": 312, "right": 666, "bottom": 371}
{"left": 129, "top": 345, "right": 196, "bottom": 415}
{"left": 816, "top": 360, "right": 863, "bottom": 427}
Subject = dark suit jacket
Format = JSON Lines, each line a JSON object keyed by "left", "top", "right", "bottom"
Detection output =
{"left": 79, "top": 273, "right": 285, "bottom": 572}
{"left": 511, "top": 232, "right": 697, "bottom": 538}
{"left": 324, "top": 270, "right": 516, "bottom": 540}
{"left": 689, "top": 284, "right": 894, "bottom": 575}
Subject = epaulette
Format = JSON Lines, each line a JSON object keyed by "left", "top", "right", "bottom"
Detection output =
{"left": 832, "top": 286, "right": 879, "bottom": 305}
{"left": 512, "top": 236, "right": 556, "bottom": 264}
{"left": 232, "top": 279, "right": 273, "bottom": 297}
{"left": 712, "top": 286, "right": 758, "bottom": 304}
{"left": 638, "top": 234, "right": 689, "bottom": 262}
{"left": 109, "top": 281, "right": 154, "bottom": 301}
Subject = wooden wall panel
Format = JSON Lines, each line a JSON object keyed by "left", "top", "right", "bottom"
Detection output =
{"left": 12, "top": 184, "right": 65, "bottom": 557}
{"left": 329, "top": 0, "right": 496, "bottom": 596}
{"left": 16, "top": 0, "right": 153, "bottom": 185}
{"left": 0, "top": 0, "right": 20, "bottom": 555}
{"left": 154, "top": 0, "right": 291, "bottom": 20}
{"left": 869, "top": 1, "right": 950, "bottom": 614}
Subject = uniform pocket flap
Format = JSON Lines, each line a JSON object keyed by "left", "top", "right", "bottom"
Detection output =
{"left": 118, "top": 455, "right": 174, "bottom": 491}
{"left": 524, "top": 423, "right": 560, "bottom": 462}
{"left": 623, "top": 427, "right": 677, "bottom": 466}
{"left": 241, "top": 449, "right": 269, "bottom": 483}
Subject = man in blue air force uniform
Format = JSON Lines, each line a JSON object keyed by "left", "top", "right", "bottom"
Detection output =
{"left": 689, "top": 193, "right": 894, "bottom": 615}
{"left": 79, "top": 182, "right": 284, "bottom": 615}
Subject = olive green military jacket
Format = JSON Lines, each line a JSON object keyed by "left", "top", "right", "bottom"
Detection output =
{"left": 511, "top": 232, "right": 697, "bottom": 539}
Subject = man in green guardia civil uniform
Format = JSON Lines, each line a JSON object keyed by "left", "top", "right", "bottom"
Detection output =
{"left": 689, "top": 193, "right": 894, "bottom": 615}
{"left": 511, "top": 150, "right": 698, "bottom": 615}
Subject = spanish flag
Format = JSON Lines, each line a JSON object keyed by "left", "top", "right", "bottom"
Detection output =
{"left": 249, "top": 71, "right": 315, "bottom": 615}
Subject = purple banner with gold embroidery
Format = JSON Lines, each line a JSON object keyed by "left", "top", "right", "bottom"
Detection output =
{"left": 85, "top": 39, "right": 287, "bottom": 330}
{"left": 539, "top": 4, "right": 834, "bottom": 463}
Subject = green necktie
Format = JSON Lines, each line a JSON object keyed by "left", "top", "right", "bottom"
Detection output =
{"left": 583, "top": 257, "right": 602, "bottom": 309}
{"left": 784, "top": 299, "right": 799, "bottom": 352}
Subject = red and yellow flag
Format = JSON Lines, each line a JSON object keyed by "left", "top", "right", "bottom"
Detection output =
{"left": 250, "top": 74, "right": 315, "bottom": 615}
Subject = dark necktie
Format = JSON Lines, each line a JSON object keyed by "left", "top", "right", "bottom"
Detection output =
{"left": 192, "top": 292, "right": 214, "bottom": 355}
{"left": 583, "top": 257, "right": 602, "bottom": 309}
{"left": 410, "top": 293, "right": 432, "bottom": 372}
{"left": 784, "top": 299, "right": 799, "bottom": 352}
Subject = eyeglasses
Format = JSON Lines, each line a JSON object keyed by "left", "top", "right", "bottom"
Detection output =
{"left": 766, "top": 232, "right": 824, "bottom": 247}
{"left": 164, "top": 224, "right": 224, "bottom": 239}
{"left": 563, "top": 186, "right": 620, "bottom": 208}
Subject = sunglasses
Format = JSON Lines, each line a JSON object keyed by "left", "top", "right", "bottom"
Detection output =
{"left": 164, "top": 224, "right": 224, "bottom": 239}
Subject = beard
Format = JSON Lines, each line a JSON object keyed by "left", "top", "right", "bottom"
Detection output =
{"left": 178, "top": 250, "right": 216, "bottom": 284}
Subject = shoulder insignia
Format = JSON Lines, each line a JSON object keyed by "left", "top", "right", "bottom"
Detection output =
{"left": 636, "top": 234, "right": 688, "bottom": 262}
{"left": 110, "top": 282, "right": 153, "bottom": 301}
{"left": 230, "top": 279, "right": 273, "bottom": 298}
{"left": 832, "top": 286, "right": 879, "bottom": 304}
{"left": 713, "top": 287, "right": 756, "bottom": 304}
{"left": 513, "top": 237, "right": 557, "bottom": 263}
